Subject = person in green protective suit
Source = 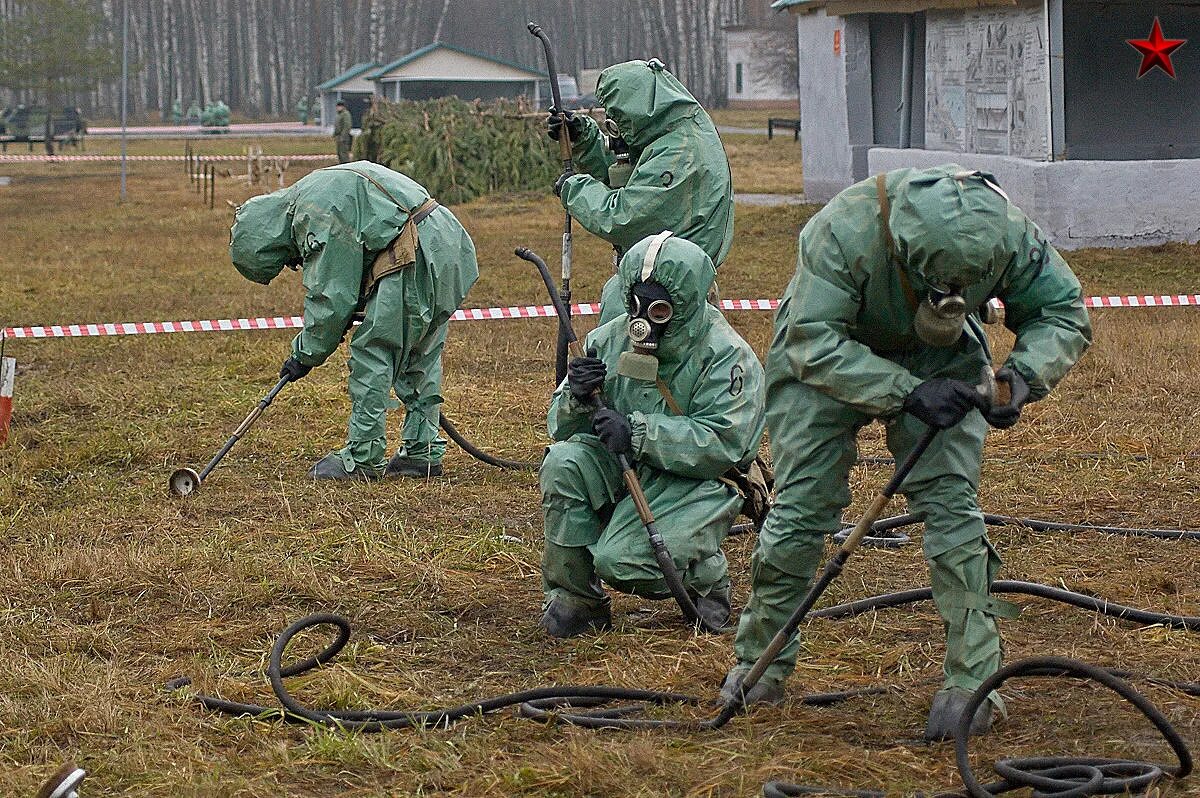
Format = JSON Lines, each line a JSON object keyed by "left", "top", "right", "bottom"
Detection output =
{"left": 539, "top": 232, "right": 765, "bottom": 637}
{"left": 229, "top": 160, "right": 479, "bottom": 480}
{"left": 721, "top": 165, "right": 1092, "bottom": 740}
{"left": 334, "top": 101, "right": 353, "bottom": 163}
{"left": 546, "top": 59, "right": 733, "bottom": 323}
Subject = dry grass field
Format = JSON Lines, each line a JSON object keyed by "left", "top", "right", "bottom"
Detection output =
{"left": 2, "top": 135, "right": 1199, "bottom": 797}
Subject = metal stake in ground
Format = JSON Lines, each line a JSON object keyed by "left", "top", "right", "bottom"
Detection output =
{"left": 168, "top": 376, "right": 290, "bottom": 497}
{"left": 528, "top": 22, "right": 575, "bottom": 385}
{"left": 516, "top": 246, "right": 724, "bottom": 633}
{"left": 714, "top": 367, "right": 999, "bottom": 725}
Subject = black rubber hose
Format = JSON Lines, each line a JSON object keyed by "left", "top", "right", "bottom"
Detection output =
{"left": 174, "top": 579, "right": 1200, "bottom": 739}
{"left": 954, "top": 657, "right": 1192, "bottom": 798}
{"left": 843, "top": 512, "right": 1200, "bottom": 543}
{"left": 167, "top": 613, "right": 694, "bottom": 731}
{"left": 812, "top": 579, "right": 1200, "bottom": 630}
{"left": 438, "top": 412, "right": 539, "bottom": 471}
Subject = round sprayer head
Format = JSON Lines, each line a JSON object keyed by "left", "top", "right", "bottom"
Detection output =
{"left": 35, "top": 763, "right": 86, "bottom": 798}
{"left": 168, "top": 467, "right": 202, "bottom": 497}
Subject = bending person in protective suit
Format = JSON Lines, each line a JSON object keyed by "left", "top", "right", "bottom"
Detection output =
{"left": 721, "top": 166, "right": 1091, "bottom": 740}
{"left": 539, "top": 233, "right": 765, "bottom": 637}
{"left": 230, "top": 160, "right": 478, "bottom": 480}
{"left": 547, "top": 59, "right": 733, "bottom": 323}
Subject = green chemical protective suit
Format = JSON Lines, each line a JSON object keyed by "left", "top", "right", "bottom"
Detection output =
{"left": 540, "top": 235, "right": 765, "bottom": 631}
{"left": 230, "top": 161, "right": 479, "bottom": 477}
{"left": 729, "top": 165, "right": 1092, "bottom": 711}
{"left": 558, "top": 59, "right": 734, "bottom": 322}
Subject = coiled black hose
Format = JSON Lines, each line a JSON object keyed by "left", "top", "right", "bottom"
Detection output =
{"left": 763, "top": 658, "right": 1194, "bottom": 798}
{"left": 438, "top": 412, "right": 539, "bottom": 471}
{"left": 166, "top": 613, "right": 694, "bottom": 731}
{"left": 171, "top": 580, "right": 1198, "bottom": 736}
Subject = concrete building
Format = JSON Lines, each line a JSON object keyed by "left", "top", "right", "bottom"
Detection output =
{"left": 369, "top": 44, "right": 543, "bottom": 105}
{"left": 774, "top": 0, "right": 1200, "bottom": 248}
{"left": 723, "top": 0, "right": 801, "bottom": 108}
{"left": 316, "top": 62, "right": 378, "bottom": 131}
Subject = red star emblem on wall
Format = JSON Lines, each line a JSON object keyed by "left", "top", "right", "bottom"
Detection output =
{"left": 1126, "top": 17, "right": 1187, "bottom": 79}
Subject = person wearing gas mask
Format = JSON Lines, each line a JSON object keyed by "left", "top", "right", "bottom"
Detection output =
{"left": 538, "top": 233, "right": 765, "bottom": 637}
{"left": 546, "top": 59, "right": 733, "bottom": 323}
{"left": 229, "top": 161, "right": 478, "bottom": 480}
{"left": 720, "top": 165, "right": 1092, "bottom": 739}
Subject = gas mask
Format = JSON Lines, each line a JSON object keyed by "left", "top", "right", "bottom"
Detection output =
{"left": 618, "top": 231, "right": 675, "bottom": 382}
{"left": 603, "top": 117, "right": 632, "bottom": 189}
{"left": 913, "top": 283, "right": 967, "bottom": 347}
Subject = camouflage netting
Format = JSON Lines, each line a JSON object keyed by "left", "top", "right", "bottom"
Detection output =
{"left": 355, "top": 97, "right": 559, "bottom": 205}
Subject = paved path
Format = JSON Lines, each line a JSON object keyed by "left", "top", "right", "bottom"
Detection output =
{"left": 735, "top": 193, "right": 807, "bottom": 206}
{"left": 717, "top": 125, "right": 770, "bottom": 136}
{"left": 87, "top": 121, "right": 328, "bottom": 138}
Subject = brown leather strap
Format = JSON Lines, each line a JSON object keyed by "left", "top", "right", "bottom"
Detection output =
{"left": 409, "top": 196, "right": 440, "bottom": 225}
{"left": 877, "top": 173, "right": 919, "bottom": 312}
{"left": 655, "top": 377, "right": 685, "bottom": 416}
{"left": 360, "top": 199, "right": 440, "bottom": 299}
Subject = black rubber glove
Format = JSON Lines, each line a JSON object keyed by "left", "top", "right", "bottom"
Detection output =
{"left": 903, "top": 378, "right": 987, "bottom": 430}
{"left": 592, "top": 407, "right": 633, "bottom": 456}
{"left": 279, "top": 356, "right": 312, "bottom": 382}
{"left": 553, "top": 169, "right": 574, "bottom": 198}
{"left": 983, "top": 367, "right": 1031, "bottom": 430}
{"left": 546, "top": 109, "right": 582, "bottom": 142}
{"left": 567, "top": 348, "right": 606, "bottom": 403}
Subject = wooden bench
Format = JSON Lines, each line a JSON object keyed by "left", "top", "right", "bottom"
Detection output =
{"left": 767, "top": 117, "right": 800, "bottom": 141}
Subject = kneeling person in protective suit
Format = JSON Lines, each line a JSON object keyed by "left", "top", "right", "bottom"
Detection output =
{"left": 229, "top": 161, "right": 479, "bottom": 480}
{"left": 721, "top": 165, "right": 1091, "bottom": 739}
{"left": 539, "top": 233, "right": 765, "bottom": 637}
{"left": 547, "top": 59, "right": 733, "bottom": 324}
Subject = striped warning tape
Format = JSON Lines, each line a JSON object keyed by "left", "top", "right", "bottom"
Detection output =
{"left": 0, "top": 295, "right": 1193, "bottom": 340}
{"left": 0, "top": 153, "right": 336, "bottom": 163}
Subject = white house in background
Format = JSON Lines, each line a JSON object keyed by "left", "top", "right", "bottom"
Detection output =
{"left": 773, "top": 0, "right": 1200, "bottom": 248}
{"left": 723, "top": 0, "right": 800, "bottom": 108}
{"left": 368, "top": 43, "right": 543, "bottom": 105}
{"left": 316, "top": 62, "right": 378, "bottom": 131}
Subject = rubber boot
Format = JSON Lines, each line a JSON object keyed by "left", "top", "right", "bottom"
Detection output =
{"left": 924, "top": 687, "right": 994, "bottom": 741}
{"left": 717, "top": 665, "right": 785, "bottom": 708}
{"left": 385, "top": 453, "right": 443, "bottom": 478}
{"left": 690, "top": 584, "right": 732, "bottom": 631}
{"left": 538, "top": 597, "right": 612, "bottom": 639}
{"left": 308, "top": 453, "right": 381, "bottom": 481}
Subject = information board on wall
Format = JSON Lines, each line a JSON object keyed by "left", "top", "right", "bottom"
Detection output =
{"left": 925, "top": 5, "right": 1049, "bottom": 159}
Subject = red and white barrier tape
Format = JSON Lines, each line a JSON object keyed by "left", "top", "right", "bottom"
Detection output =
{"left": 1, "top": 295, "right": 1193, "bottom": 341}
{"left": 0, "top": 153, "right": 335, "bottom": 163}
{"left": 0, "top": 356, "right": 14, "bottom": 444}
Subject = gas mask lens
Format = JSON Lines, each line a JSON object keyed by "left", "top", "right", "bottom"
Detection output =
{"left": 632, "top": 295, "right": 673, "bottom": 325}
{"left": 602, "top": 117, "right": 621, "bottom": 138}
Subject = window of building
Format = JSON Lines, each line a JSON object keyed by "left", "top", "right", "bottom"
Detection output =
{"left": 735, "top": 62, "right": 744, "bottom": 94}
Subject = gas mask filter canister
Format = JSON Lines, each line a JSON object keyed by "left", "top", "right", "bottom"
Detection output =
{"left": 914, "top": 285, "right": 967, "bottom": 347}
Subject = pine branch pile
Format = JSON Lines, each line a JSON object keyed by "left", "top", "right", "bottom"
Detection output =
{"left": 356, "top": 97, "right": 558, "bottom": 205}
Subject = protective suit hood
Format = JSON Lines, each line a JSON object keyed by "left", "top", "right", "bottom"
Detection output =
{"left": 888, "top": 164, "right": 1011, "bottom": 290}
{"left": 596, "top": 59, "right": 702, "bottom": 150}
{"left": 617, "top": 234, "right": 715, "bottom": 361}
{"left": 230, "top": 190, "right": 297, "bottom": 285}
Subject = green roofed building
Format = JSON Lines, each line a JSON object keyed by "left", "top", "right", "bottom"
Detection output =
{"left": 317, "top": 62, "right": 379, "bottom": 131}
{"left": 368, "top": 43, "right": 543, "bottom": 104}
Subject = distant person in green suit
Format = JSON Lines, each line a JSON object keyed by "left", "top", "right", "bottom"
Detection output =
{"left": 186, "top": 100, "right": 201, "bottom": 125}
{"left": 334, "top": 101, "right": 353, "bottom": 163}
{"left": 171, "top": 99, "right": 183, "bottom": 125}
{"left": 297, "top": 96, "right": 309, "bottom": 125}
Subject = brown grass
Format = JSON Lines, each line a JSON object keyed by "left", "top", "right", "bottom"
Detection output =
{"left": 1, "top": 142, "right": 1199, "bottom": 797}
